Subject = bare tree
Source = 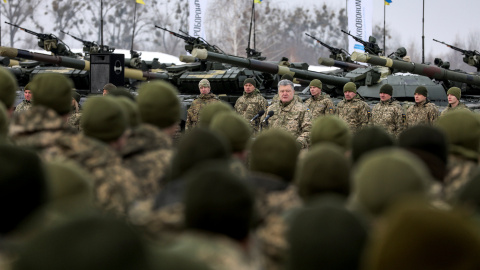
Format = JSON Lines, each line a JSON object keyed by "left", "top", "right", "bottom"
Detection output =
{"left": 1, "top": 0, "right": 42, "bottom": 47}
{"left": 147, "top": 0, "right": 188, "bottom": 55}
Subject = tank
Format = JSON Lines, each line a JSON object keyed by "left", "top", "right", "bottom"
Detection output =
{"left": 317, "top": 57, "right": 365, "bottom": 72}
{"left": 0, "top": 46, "right": 170, "bottom": 83}
{"left": 351, "top": 51, "right": 480, "bottom": 100}
{"left": 351, "top": 52, "right": 480, "bottom": 86}
{"left": 191, "top": 48, "right": 351, "bottom": 87}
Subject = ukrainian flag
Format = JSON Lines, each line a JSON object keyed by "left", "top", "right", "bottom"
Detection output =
{"left": 136, "top": 0, "right": 145, "bottom": 4}
{"left": 385, "top": 0, "right": 392, "bottom": 5}
{"left": 254, "top": 0, "right": 263, "bottom": 3}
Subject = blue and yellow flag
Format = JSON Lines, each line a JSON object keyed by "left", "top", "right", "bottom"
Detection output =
{"left": 385, "top": 0, "right": 392, "bottom": 5}
{"left": 3, "top": 0, "right": 7, "bottom": 3}
{"left": 136, "top": 0, "right": 145, "bottom": 4}
{"left": 254, "top": 0, "right": 262, "bottom": 3}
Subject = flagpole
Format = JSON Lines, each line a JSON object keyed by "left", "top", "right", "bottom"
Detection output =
{"left": 383, "top": 3, "right": 386, "bottom": 55}
{"left": 421, "top": 0, "right": 425, "bottom": 64}
{"left": 0, "top": 9, "right": 2, "bottom": 46}
{"left": 100, "top": 0, "right": 104, "bottom": 51}
{"left": 131, "top": 1, "right": 137, "bottom": 52}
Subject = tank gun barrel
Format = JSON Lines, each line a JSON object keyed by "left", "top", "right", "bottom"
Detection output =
{"left": 317, "top": 57, "right": 364, "bottom": 71}
{"left": 0, "top": 46, "right": 168, "bottom": 81}
{"left": 0, "top": 56, "right": 20, "bottom": 67}
{"left": 351, "top": 51, "right": 480, "bottom": 86}
{"left": 192, "top": 48, "right": 351, "bottom": 86}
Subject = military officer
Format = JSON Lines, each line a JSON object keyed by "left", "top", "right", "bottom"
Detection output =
{"left": 371, "top": 84, "right": 405, "bottom": 137}
{"left": 14, "top": 83, "right": 33, "bottom": 114}
{"left": 336, "top": 82, "right": 370, "bottom": 133}
{"left": 405, "top": 86, "right": 439, "bottom": 128}
{"left": 234, "top": 78, "right": 268, "bottom": 133}
{"left": 441, "top": 87, "right": 468, "bottom": 116}
{"left": 303, "top": 79, "right": 335, "bottom": 119}
{"left": 186, "top": 79, "right": 220, "bottom": 131}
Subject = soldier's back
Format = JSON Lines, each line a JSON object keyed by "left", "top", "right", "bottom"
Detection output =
{"left": 168, "top": 231, "right": 257, "bottom": 270}
{"left": 45, "top": 133, "right": 141, "bottom": 215}
{"left": 121, "top": 123, "right": 174, "bottom": 197}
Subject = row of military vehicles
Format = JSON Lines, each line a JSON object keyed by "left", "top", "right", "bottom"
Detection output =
{"left": 3, "top": 21, "right": 480, "bottom": 121}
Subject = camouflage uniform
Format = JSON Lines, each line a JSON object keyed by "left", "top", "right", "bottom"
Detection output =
{"left": 128, "top": 195, "right": 185, "bottom": 241}
{"left": 440, "top": 102, "right": 468, "bottom": 116}
{"left": 167, "top": 231, "right": 262, "bottom": 270}
{"left": 46, "top": 134, "right": 141, "bottom": 215}
{"left": 405, "top": 100, "right": 439, "bottom": 128}
{"left": 129, "top": 158, "right": 248, "bottom": 241}
{"left": 14, "top": 100, "right": 32, "bottom": 114}
{"left": 255, "top": 185, "right": 302, "bottom": 270}
{"left": 10, "top": 106, "right": 140, "bottom": 215}
{"left": 186, "top": 93, "right": 220, "bottom": 130}
{"left": 443, "top": 154, "right": 478, "bottom": 201}
{"left": 262, "top": 99, "right": 312, "bottom": 148}
{"left": 67, "top": 112, "right": 82, "bottom": 131}
{"left": 121, "top": 123, "right": 174, "bottom": 198}
{"left": 371, "top": 99, "right": 405, "bottom": 137}
{"left": 303, "top": 93, "right": 335, "bottom": 119}
{"left": 234, "top": 89, "right": 268, "bottom": 133}
{"left": 336, "top": 95, "right": 370, "bottom": 133}
{"left": 67, "top": 103, "right": 82, "bottom": 131}
{"left": 10, "top": 106, "right": 74, "bottom": 152}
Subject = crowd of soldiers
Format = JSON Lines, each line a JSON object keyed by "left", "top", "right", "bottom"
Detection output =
{"left": 2, "top": 64, "right": 480, "bottom": 270}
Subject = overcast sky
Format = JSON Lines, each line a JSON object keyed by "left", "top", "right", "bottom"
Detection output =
{"left": 276, "top": 0, "right": 479, "bottom": 55}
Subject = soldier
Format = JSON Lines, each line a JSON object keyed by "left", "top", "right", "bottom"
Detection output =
{"left": 286, "top": 200, "right": 367, "bottom": 270}
{"left": 198, "top": 101, "right": 233, "bottom": 128}
{"left": 310, "top": 115, "right": 352, "bottom": 153}
{"left": 234, "top": 78, "right": 268, "bottom": 133}
{"left": 14, "top": 83, "right": 33, "bottom": 114}
{"left": 9, "top": 74, "right": 137, "bottom": 215}
{"left": 79, "top": 96, "right": 141, "bottom": 213}
{"left": 186, "top": 79, "right": 220, "bottom": 130}
{"left": 210, "top": 112, "right": 252, "bottom": 178}
{"left": 167, "top": 164, "right": 260, "bottom": 270}
{"left": 67, "top": 90, "right": 82, "bottom": 131}
{"left": 0, "top": 66, "right": 18, "bottom": 117}
{"left": 121, "top": 80, "right": 180, "bottom": 198}
{"left": 436, "top": 109, "right": 480, "bottom": 201}
{"left": 303, "top": 79, "right": 335, "bottom": 119}
{"left": 371, "top": 84, "right": 405, "bottom": 137}
{"left": 0, "top": 144, "right": 47, "bottom": 269}
{"left": 248, "top": 129, "right": 302, "bottom": 270}
{"left": 0, "top": 103, "right": 9, "bottom": 143}
{"left": 127, "top": 128, "right": 231, "bottom": 240}
{"left": 405, "top": 86, "right": 439, "bottom": 128}
{"left": 349, "top": 148, "right": 431, "bottom": 224}
{"left": 102, "top": 83, "right": 117, "bottom": 96}
{"left": 441, "top": 87, "right": 468, "bottom": 116}
{"left": 262, "top": 79, "right": 312, "bottom": 148}
{"left": 336, "top": 82, "right": 370, "bottom": 133}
